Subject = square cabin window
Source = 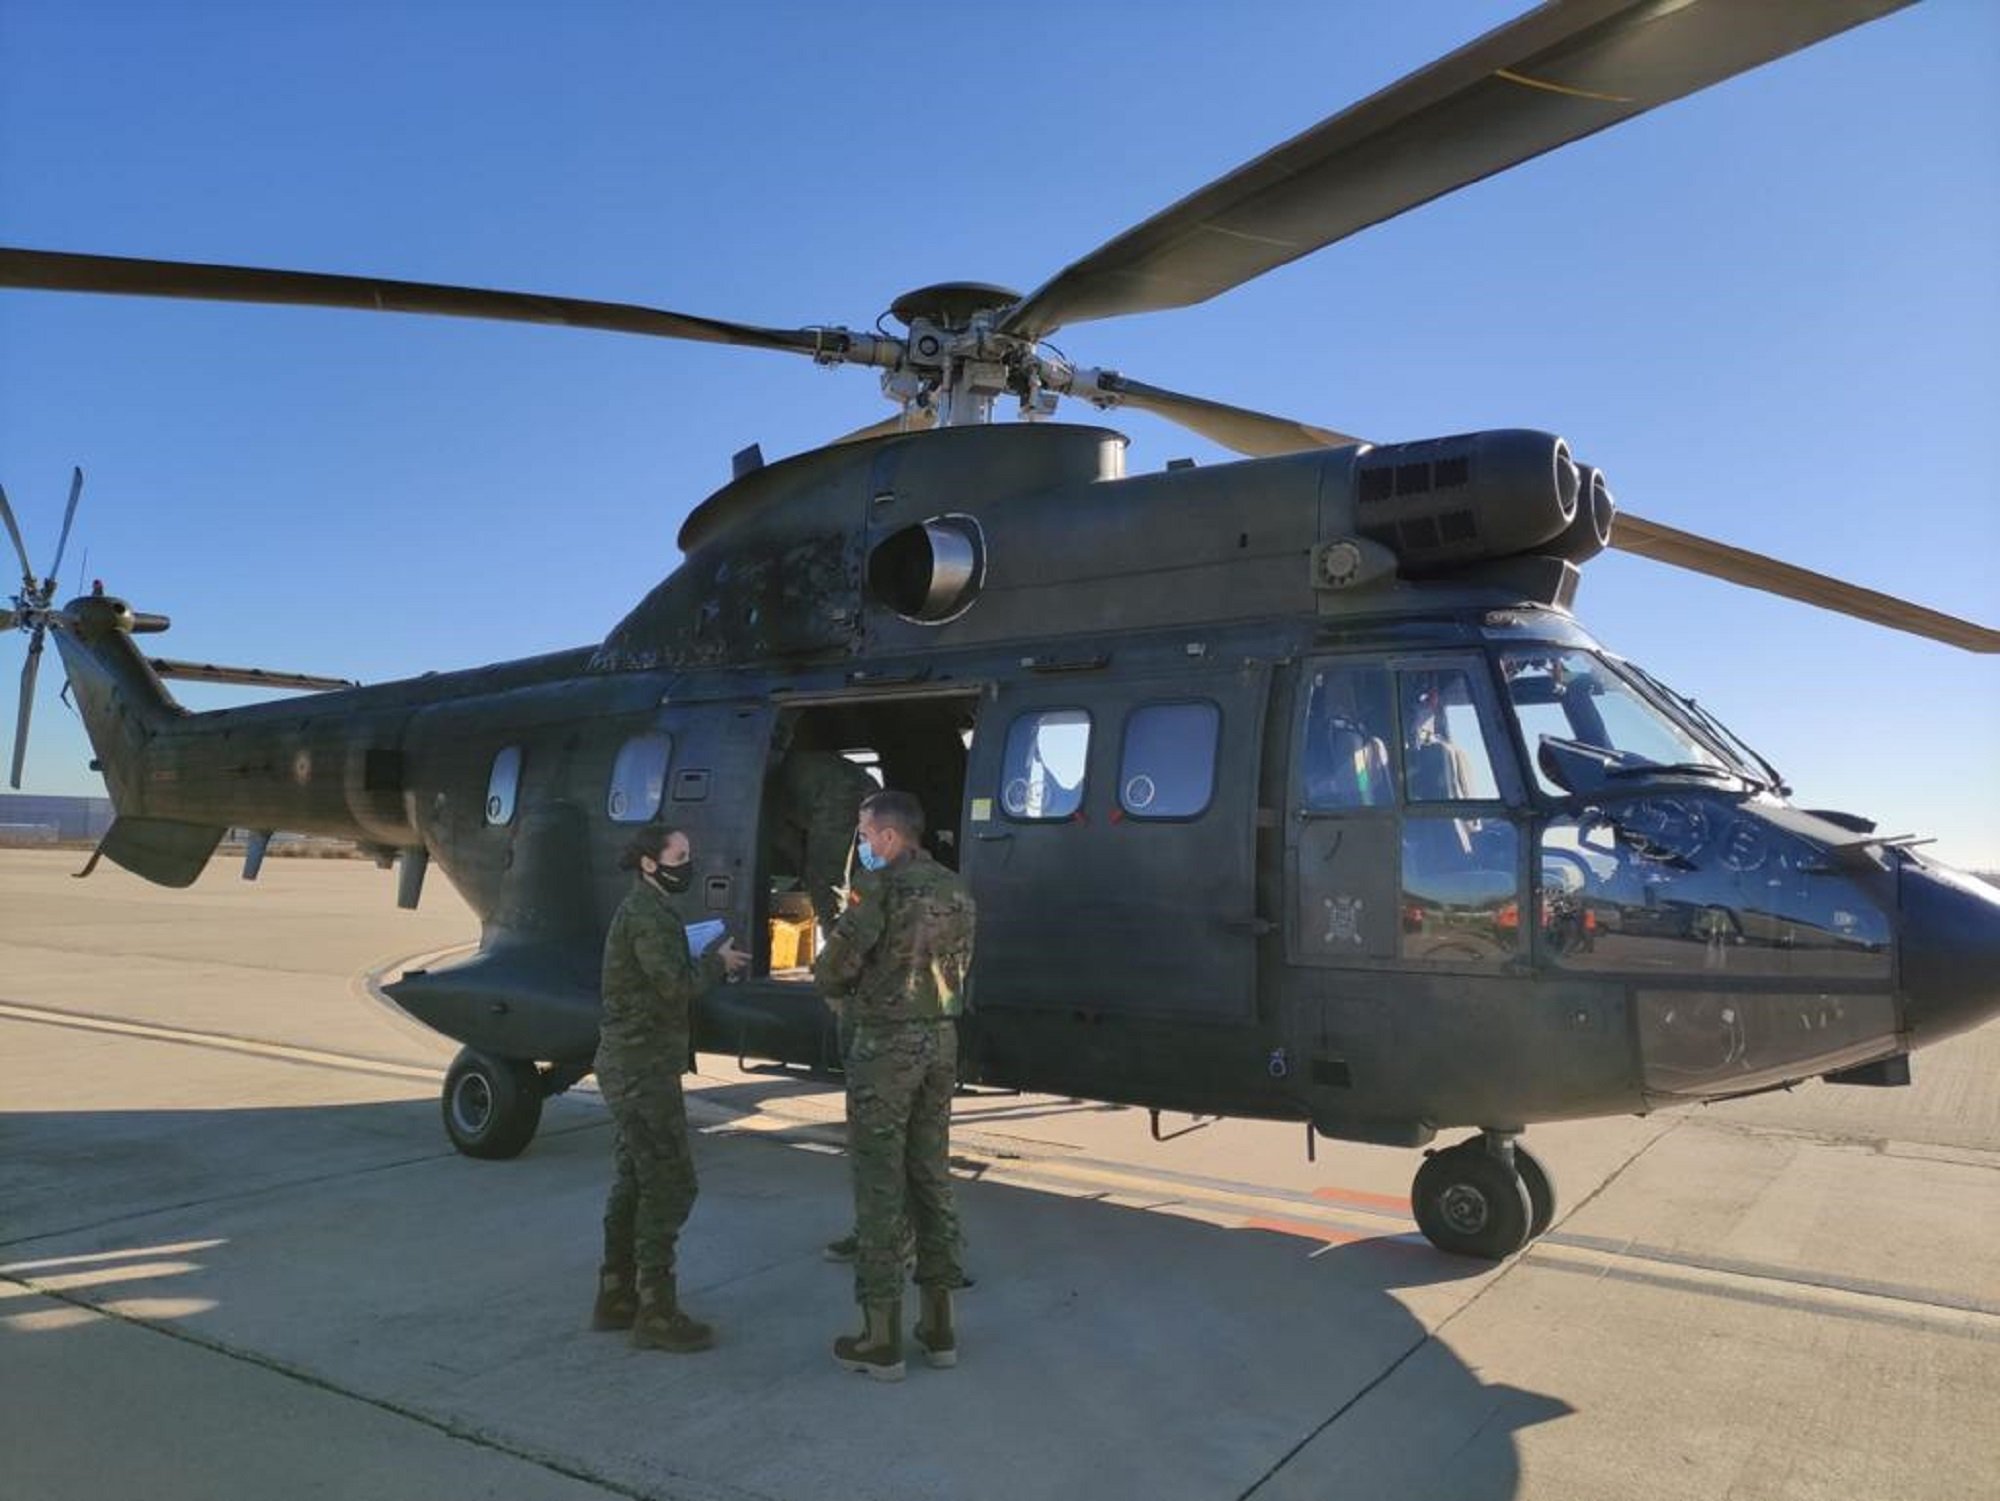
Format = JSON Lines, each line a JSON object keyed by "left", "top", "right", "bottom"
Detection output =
{"left": 608, "top": 732, "right": 672, "bottom": 823}
{"left": 1000, "top": 708, "right": 1090, "bottom": 821}
{"left": 1119, "top": 701, "right": 1219, "bottom": 819}
{"left": 484, "top": 745, "right": 522, "bottom": 826}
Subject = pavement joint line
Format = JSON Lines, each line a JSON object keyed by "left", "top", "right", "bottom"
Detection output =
{"left": 0, "top": 1272, "right": 764, "bottom": 1501}
{"left": 0, "top": 997, "right": 443, "bottom": 1080}
{"left": 1521, "top": 1243, "right": 2000, "bottom": 1342}
{"left": 1234, "top": 1329, "right": 1436, "bottom": 1501}
{"left": 1538, "top": 1232, "right": 2000, "bottom": 1319}
{"left": 0, "top": 1109, "right": 616, "bottom": 1257}
{"left": 1692, "top": 1112, "right": 2000, "bottom": 1169}
{"left": 0, "top": 936, "right": 379, "bottom": 983}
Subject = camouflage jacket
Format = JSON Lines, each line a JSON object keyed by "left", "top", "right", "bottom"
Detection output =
{"left": 812, "top": 851, "right": 975, "bottom": 1026}
{"left": 596, "top": 877, "right": 724, "bottom": 1078}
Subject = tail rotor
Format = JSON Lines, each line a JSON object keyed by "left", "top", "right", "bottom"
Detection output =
{"left": 2, "top": 467, "right": 86, "bottom": 788}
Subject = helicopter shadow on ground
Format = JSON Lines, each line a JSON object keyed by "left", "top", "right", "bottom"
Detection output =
{"left": 2, "top": 1092, "right": 1569, "bottom": 1501}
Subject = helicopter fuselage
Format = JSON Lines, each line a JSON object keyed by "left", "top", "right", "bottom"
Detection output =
{"left": 51, "top": 424, "right": 2000, "bottom": 1156}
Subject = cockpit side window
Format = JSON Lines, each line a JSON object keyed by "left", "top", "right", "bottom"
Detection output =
{"left": 1397, "top": 667, "right": 1501, "bottom": 803}
{"left": 1300, "top": 664, "right": 1395, "bottom": 810}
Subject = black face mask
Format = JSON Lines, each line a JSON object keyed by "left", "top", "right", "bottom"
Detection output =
{"left": 651, "top": 862, "right": 692, "bottom": 894}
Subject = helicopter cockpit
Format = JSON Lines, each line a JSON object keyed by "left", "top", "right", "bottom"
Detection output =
{"left": 1492, "top": 633, "right": 1899, "bottom": 1099}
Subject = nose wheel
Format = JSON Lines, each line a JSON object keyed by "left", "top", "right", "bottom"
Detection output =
{"left": 1411, "top": 1132, "right": 1557, "bottom": 1259}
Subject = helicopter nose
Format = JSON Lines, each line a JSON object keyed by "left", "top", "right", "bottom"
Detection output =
{"left": 1899, "top": 861, "right": 2000, "bottom": 1048}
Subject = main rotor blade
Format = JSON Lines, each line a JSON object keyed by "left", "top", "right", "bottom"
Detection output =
{"left": 11, "top": 629, "right": 43, "bottom": 788}
{"left": 1073, "top": 371, "right": 1361, "bottom": 456}
{"left": 0, "top": 481, "right": 32, "bottom": 588}
{"left": 0, "top": 248, "right": 838, "bottom": 358}
{"left": 1612, "top": 512, "right": 2000, "bottom": 655}
{"left": 1001, "top": 0, "right": 1915, "bottom": 338}
{"left": 48, "top": 466, "right": 82, "bottom": 585}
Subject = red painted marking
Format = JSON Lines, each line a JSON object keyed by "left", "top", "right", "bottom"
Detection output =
{"left": 1312, "top": 1185, "right": 1413, "bottom": 1214}
{"left": 1241, "top": 1215, "right": 1371, "bottom": 1246}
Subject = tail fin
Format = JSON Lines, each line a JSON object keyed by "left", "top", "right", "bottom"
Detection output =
{"left": 50, "top": 592, "right": 182, "bottom": 811}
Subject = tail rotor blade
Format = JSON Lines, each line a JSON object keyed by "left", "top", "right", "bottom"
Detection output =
{"left": 49, "top": 467, "right": 83, "bottom": 585}
{"left": 11, "top": 627, "right": 43, "bottom": 788}
{"left": 0, "top": 481, "right": 33, "bottom": 588}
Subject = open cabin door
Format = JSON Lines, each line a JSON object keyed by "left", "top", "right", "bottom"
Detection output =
{"left": 961, "top": 660, "right": 1270, "bottom": 1019}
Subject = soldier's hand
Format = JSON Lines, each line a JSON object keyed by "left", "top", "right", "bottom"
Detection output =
{"left": 716, "top": 938, "right": 750, "bottom": 976}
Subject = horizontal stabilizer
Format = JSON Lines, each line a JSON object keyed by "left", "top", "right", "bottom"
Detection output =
{"left": 80, "top": 816, "right": 226, "bottom": 889}
{"left": 147, "top": 657, "right": 358, "bottom": 692}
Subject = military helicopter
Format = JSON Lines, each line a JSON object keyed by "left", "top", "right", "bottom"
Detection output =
{"left": 4, "top": 0, "right": 1997, "bottom": 1261}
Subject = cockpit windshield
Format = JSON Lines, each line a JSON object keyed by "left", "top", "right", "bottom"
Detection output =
{"left": 1498, "top": 648, "right": 1762, "bottom": 796}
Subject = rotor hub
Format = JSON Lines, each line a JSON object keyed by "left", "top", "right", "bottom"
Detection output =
{"left": 888, "top": 282, "right": 1021, "bottom": 334}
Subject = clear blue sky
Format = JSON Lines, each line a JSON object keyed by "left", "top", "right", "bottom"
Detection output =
{"left": 3, "top": 2, "right": 1996, "bottom": 867}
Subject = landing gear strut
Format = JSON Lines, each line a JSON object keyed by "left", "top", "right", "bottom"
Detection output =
{"left": 1411, "top": 1130, "right": 1558, "bottom": 1259}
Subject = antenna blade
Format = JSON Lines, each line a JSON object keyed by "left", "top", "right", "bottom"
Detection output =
{"left": 1001, "top": 0, "right": 1915, "bottom": 338}
{"left": 0, "top": 248, "right": 836, "bottom": 358}
{"left": 48, "top": 466, "right": 82, "bottom": 584}
{"left": 0, "top": 481, "right": 33, "bottom": 587}
{"left": 1611, "top": 512, "right": 2000, "bottom": 655}
{"left": 11, "top": 629, "right": 42, "bottom": 788}
{"left": 1075, "top": 371, "right": 1361, "bottom": 456}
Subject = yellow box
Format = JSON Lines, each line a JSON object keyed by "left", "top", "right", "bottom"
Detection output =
{"left": 769, "top": 914, "right": 816, "bottom": 971}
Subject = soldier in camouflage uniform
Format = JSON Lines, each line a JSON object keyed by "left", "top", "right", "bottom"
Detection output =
{"left": 592, "top": 825, "right": 746, "bottom": 1352}
{"left": 769, "top": 744, "right": 880, "bottom": 933}
{"left": 813, "top": 789, "right": 976, "bottom": 1381}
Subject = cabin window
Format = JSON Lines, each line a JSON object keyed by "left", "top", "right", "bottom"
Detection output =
{"left": 1119, "top": 701, "right": 1219, "bottom": 819}
{"left": 608, "top": 732, "right": 673, "bottom": 823}
{"left": 484, "top": 745, "right": 522, "bottom": 826}
{"left": 1300, "top": 664, "right": 1395, "bottom": 810}
{"left": 1397, "top": 668, "right": 1501, "bottom": 802}
{"left": 999, "top": 708, "right": 1090, "bottom": 821}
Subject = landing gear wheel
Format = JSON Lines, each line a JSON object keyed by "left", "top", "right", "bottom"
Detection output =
{"left": 1514, "top": 1143, "right": 1557, "bottom": 1241}
{"left": 1412, "top": 1140, "right": 1533, "bottom": 1260}
{"left": 442, "top": 1047, "right": 544, "bottom": 1159}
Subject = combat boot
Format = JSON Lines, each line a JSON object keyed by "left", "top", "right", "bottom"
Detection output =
{"left": 630, "top": 1275, "right": 715, "bottom": 1354}
{"left": 832, "top": 1300, "right": 905, "bottom": 1381}
{"left": 589, "top": 1264, "right": 637, "bottom": 1331}
{"left": 913, "top": 1285, "right": 957, "bottom": 1368}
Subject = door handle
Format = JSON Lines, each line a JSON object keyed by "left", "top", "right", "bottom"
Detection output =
{"left": 974, "top": 831, "right": 1013, "bottom": 842}
{"left": 1222, "top": 917, "right": 1274, "bottom": 935}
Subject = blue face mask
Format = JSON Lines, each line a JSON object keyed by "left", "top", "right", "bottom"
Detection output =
{"left": 855, "top": 838, "right": 887, "bottom": 872}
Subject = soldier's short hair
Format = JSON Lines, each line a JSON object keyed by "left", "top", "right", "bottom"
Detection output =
{"left": 859, "top": 788, "right": 925, "bottom": 840}
{"left": 618, "top": 824, "right": 687, "bottom": 870}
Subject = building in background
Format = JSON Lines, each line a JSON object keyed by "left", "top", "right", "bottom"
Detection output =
{"left": 0, "top": 793, "right": 115, "bottom": 845}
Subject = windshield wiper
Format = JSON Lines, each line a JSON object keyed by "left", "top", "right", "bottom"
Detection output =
{"left": 1619, "top": 660, "right": 1787, "bottom": 794}
{"left": 1604, "top": 761, "right": 1748, "bottom": 784}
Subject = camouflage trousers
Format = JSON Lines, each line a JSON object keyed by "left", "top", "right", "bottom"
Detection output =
{"left": 846, "top": 1019, "right": 963, "bottom": 1304}
{"left": 599, "top": 1067, "right": 698, "bottom": 1287}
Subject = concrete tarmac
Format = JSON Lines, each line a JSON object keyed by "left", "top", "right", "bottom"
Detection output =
{"left": 1, "top": 849, "right": 1995, "bottom": 1501}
